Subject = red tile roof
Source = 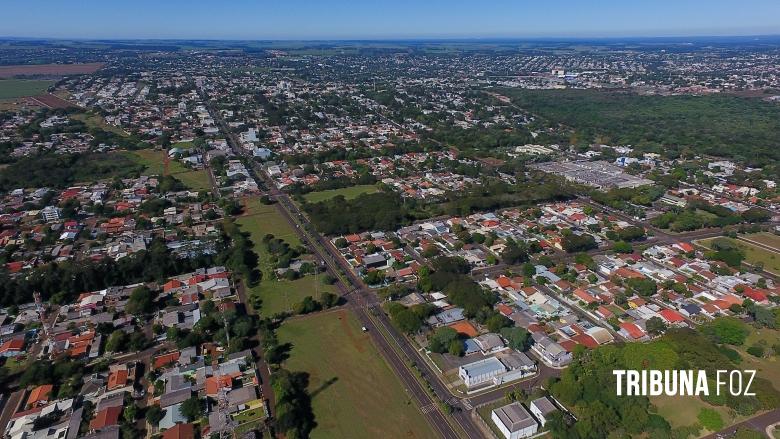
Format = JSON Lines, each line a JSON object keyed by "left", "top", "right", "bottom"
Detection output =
{"left": 0, "top": 338, "right": 24, "bottom": 353}
{"left": 162, "top": 423, "right": 195, "bottom": 439}
{"left": 571, "top": 334, "right": 599, "bottom": 349}
{"left": 90, "top": 406, "right": 122, "bottom": 430}
{"left": 107, "top": 369, "right": 130, "bottom": 390}
{"left": 153, "top": 351, "right": 180, "bottom": 370}
{"left": 659, "top": 309, "right": 685, "bottom": 323}
{"left": 26, "top": 384, "right": 53, "bottom": 408}
{"left": 619, "top": 322, "right": 645, "bottom": 339}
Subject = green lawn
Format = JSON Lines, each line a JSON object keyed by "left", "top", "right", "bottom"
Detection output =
{"left": 238, "top": 198, "right": 321, "bottom": 316}
{"left": 0, "top": 79, "right": 53, "bottom": 99}
{"left": 2, "top": 357, "right": 27, "bottom": 375}
{"left": 250, "top": 275, "right": 337, "bottom": 318}
{"left": 303, "top": 185, "right": 379, "bottom": 203}
{"left": 71, "top": 112, "right": 127, "bottom": 136}
{"left": 651, "top": 394, "right": 738, "bottom": 433}
{"left": 278, "top": 309, "right": 438, "bottom": 439}
{"left": 741, "top": 232, "right": 780, "bottom": 252}
{"left": 171, "top": 141, "right": 195, "bottom": 149}
{"left": 124, "top": 149, "right": 211, "bottom": 191}
{"left": 238, "top": 199, "right": 301, "bottom": 248}
{"left": 232, "top": 400, "right": 266, "bottom": 424}
{"left": 698, "top": 236, "right": 780, "bottom": 275}
{"left": 124, "top": 149, "right": 164, "bottom": 174}
{"left": 739, "top": 328, "right": 780, "bottom": 387}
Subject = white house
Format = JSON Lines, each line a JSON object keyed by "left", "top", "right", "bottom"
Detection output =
{"left": 40, "top": 206, "right": 61, "bottom": 223}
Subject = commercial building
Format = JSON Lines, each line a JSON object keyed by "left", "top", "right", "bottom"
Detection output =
{"left": 491, "top": 402, "right": 539, "bottom": 439}
{"left": 529, "top": 396, "right": 559, "bottom": 426}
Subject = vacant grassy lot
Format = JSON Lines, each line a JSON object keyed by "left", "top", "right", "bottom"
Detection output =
{"left": 171, "top": 140, "right": 194, "bottom": 149}
{"left": 651, "top": 394, "right": 738, "bottom": 433}
{"left": 739, "top": 327, "right": 780, "bottom": 387}
{"left": 278, "top": 309, "right": 437, "bottom": 439}
{"left": 71, "top": 112, "right": 127, "bottom": 136}
{"left": 253, "top": 274, "right": 337, "bottom": 318}
{"left": 237, "top": 198, "right": 324, "bottom": 316}
{"left": 125, "top": 149, "right": 211, "bottom": 191}
{"left": 125, "top": 149, "right": 164, "bottom": 174}
{"left": 303, "top": 184, "right": 379, "bottom": 203}
{"left": 697, "top": 236, "right": 780, "bottom": 275}
{"left": 0, "top": 79, "right": 53, "bottom": 99}
{"left": 238, "top": 199, "right": 301, "bottom": 248}
{"left": 741, "top": 232, "right": 780, "bottom": 252}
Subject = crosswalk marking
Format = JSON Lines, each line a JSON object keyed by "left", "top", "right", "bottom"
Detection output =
{"left": 420, "top": 403, "right": 437, "bottom": 414}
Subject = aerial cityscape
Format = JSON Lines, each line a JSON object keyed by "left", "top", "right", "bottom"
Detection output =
{"left": 0, "top": 2, "right": 779, "bottom": 439}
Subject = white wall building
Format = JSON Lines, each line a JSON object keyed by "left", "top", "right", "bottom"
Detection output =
{"left": 491, "top": 402, "right": 539, "bottom": 439}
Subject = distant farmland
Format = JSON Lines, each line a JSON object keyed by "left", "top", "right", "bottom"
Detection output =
{"left": 0, "top": 79, "right": 54, "bottom": 99}
{"left": 0, "top": 63, "right": 104, "bottom": 78}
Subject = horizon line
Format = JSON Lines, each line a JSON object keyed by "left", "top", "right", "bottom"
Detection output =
{"left": 1, "top": 33, "right": 780, "bottom": 43}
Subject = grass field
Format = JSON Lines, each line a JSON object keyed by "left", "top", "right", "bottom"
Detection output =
{"left": 651, "top": 394, "right": 738, "bottom": 433}
{"left": 171, "top": 141, "right": 195, "bottom": 149}
{"left": 302, "top": 184, "right": 379, "bottom": 203}
{"left": 739, "top": 328, "right": 780, "bottom": 387}
{"left": 0, "top": 79, "right": 54, "bottom": 99}
{"left": 238, "top": 198, "right": 301, "bottom": 248}
{"left": 237, "top": 198, "right": 324, "bottom": 316}
{"left": 741, "top": 232, "right": 780, "bottom": 252}
{"left": 697, "top": 236, "right": 780, "bottom": 275}
{"left": 71, "top": 112, "right": 127, "bottom": 136}
{"left": 252, "top": 275, "right": 337, "bottom": 317}
{"left": 125, "top": 149, "right": 211, "bottom": 191}
{"left": 278, "top": 309, "right": 438, "bottom": 439}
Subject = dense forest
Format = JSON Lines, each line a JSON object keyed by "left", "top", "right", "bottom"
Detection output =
{"left": 0, "top": 152, "right": 145, "bottom": 190}
{"left": 502, "top": 89, "right": 780, "bottom": 167}
{"left": 303, "top": 192, "right": 419, "bottom": 235}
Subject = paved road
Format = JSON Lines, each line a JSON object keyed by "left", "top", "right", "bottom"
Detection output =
{"left": 205, "top": 99, "right": 473, "bottom": 438}
{"left": 701, "top": 408, "right": 780, "bottom": 439}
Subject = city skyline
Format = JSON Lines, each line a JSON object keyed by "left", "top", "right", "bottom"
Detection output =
{"left": 2, "top": 0, "right": 780, "bottom": 40}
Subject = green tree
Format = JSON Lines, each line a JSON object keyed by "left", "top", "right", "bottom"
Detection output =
{"left": 500, "top": 327, "right": 531, "bottom": 351}
{"left": 486, "top": 313, "right": 512, "bottom": 333}
{"left": 320, "top": 292, "right": 340, "bottom": 309}
{"left": 393, "top": 309, "right": 423, "bottom": 334}
{"left": 448, "top": 339, "right": 465, "bottom": 356}
{"left": 125, "top": 286, "right": 155, "bottom": 315}
{"left": 697, "top": 408, "right": 723, "bottom": 431}
{"left": 613, "top": 241, "right": 633, "bottom": 254}
{"left": 703, "top": 317, "right": 749, "bottom": 345}
{"left": 105, "top": 330, "right": 128, "bottom": 353}
{"left": 145, "top": 405, "right": 164, "bottom": 426}
{"left": 645, "top": 317, "right": 667, "bottom": 336}
{"left": 180, "top": 396, "right": 203, "bottom": 422}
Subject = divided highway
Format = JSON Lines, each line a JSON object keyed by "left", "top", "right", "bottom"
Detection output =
{"left": 204, "top": 96, "right": 483, "bottom": 438}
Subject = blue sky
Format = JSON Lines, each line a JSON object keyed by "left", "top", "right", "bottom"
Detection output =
{"left": 3, "top": 0, "right": 779, "bottom": 40}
